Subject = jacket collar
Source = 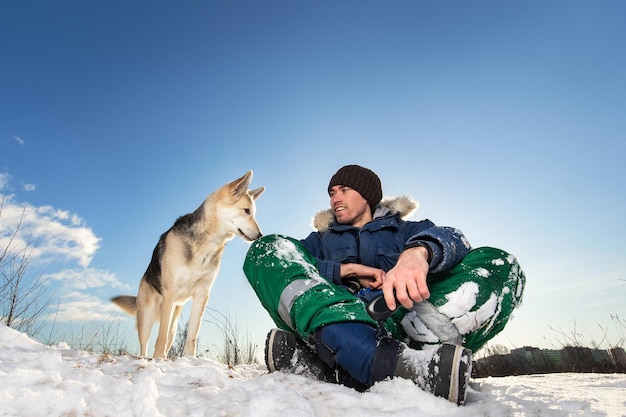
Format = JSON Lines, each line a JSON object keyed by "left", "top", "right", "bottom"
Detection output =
{"left": 312, "top": 195, "right": 419, "bottom": 232}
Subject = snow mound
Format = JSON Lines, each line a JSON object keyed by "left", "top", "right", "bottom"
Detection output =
{"left": 1, "top": 325, "right": 625, "bottom": 416}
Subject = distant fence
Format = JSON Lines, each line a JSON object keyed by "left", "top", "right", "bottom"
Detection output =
{"left": 473, "top": 346, "right": 626, "bottom": 378}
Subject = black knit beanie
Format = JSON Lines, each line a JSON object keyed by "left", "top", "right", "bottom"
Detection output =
{"left": 328, "top": 165, "right": 383, "bottom": 212}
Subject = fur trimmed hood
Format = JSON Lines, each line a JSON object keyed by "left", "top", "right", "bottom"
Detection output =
{"left": 312, "top": 195, "right": 419, "bottom": 232}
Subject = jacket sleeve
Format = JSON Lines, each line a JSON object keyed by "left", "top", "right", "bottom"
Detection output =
{"left": 404, "top": 223, "right": 471, "bottom": 274}
{"left": 300, "top": 232, "right": 342, "bottom": 284}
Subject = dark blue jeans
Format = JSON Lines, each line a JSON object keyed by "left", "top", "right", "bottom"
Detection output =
{"left": 313, "top": 322, "right": 402, "bottom": 386}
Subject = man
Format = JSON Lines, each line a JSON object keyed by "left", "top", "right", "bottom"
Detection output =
{"left": 243, "top": 165, "right": 525, "bottom": 405}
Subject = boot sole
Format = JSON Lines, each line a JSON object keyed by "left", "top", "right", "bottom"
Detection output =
{"left": 265, "top": 328, "right": 287, "bottom": 372}
{"left": 431, "top": 344, "right": 472, "bottom": 405}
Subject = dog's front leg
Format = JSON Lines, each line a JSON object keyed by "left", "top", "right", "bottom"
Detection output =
{"left": 154, "top": 296, "right": 176, "bottom": 358}
{"left": 184, "top": 292, "right": 210, "bottom": 357}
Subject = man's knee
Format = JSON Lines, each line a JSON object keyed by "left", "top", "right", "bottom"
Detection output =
{"left": 471, "top": 246, "right": 525, "bottom": 303}
{"left": 244, "top": 234, "right": 310, "bottom": 284}
{"left": 245, "top": 234, "right": 293, "bottom": 264}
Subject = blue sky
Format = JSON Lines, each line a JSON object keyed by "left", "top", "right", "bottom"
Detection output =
{"left": 2, "top": 1, "right": 625, "bottom": 356}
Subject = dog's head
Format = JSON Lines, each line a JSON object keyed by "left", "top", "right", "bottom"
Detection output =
{"left": 216, "top": 170, "right": 264, "bottom": 241}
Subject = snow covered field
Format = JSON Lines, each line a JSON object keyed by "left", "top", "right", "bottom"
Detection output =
{"left": 1, "top": 325, "right": 625, "bottom": 417}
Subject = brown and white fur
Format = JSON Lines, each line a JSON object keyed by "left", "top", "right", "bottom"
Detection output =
{"left": 112, "top": 171, "right": 264, "bottom": 358}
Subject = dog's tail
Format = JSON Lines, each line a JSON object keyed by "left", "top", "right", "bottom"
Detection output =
{"left": 111, "top": 295, "right": 138, "bottom": 315}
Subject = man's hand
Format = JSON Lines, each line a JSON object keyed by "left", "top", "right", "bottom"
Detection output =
{"left": 382, "top": 246, "right": 430, "bottom": 310}
{"left": 340, "top": 263, "right": 385, "bottom": 290}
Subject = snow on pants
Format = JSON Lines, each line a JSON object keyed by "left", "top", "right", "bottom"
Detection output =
{"left": 243, "top": 234, "right": 526, "bottom": 353}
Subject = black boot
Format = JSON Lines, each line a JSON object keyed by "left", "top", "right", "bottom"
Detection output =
{"left": 264, "top": 328, "right": 336, "bottom": 383}
{"left": 394, "top": 343, "right": 473, "bottom": 405}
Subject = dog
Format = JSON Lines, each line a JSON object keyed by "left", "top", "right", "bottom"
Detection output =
{"left": 112, "top": 171, "right": 264, "bottom": 358}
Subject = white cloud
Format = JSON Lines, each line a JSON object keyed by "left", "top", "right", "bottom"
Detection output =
{"left": 43, "top": 267, "right": 131, "bottom": 291}
{"left": 0, "top": 193, "right": 101, "bottom": 268}
{"left": 47, "top": 292, "right": 124, "bottom": 322}
{"left": 0, "top": 179, "right": 126, "bottom": 326}
{"left": 0, "top": 173, "right": 9, "bottom": 190}
{"left": 23, "top": 183, "right": 36, "bottom": 192}
{"left": 14, "top": 136, "right": 24, "bottom": 145}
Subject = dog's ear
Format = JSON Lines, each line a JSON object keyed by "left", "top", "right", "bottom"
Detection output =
{"left": 249, "top": 186, "right": 265, "bottom": 200}
{"left": 230, "top": 171, "right": 253, "bottom": 197}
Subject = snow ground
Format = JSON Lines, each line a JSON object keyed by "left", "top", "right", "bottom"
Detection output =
{"left": 1, "top": 325, "right": 625, "bottom": 417}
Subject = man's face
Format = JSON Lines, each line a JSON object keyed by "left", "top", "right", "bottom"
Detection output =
{"left": 329, "top": 185, "right": 372, "bottom": 228}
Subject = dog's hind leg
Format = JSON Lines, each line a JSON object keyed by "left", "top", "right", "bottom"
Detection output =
{"left": 166, "top": 305, "right": 183, "bottom": 355}
{"left": 136, "top": 279, "right": 159, "bottom": 357}
{"left": 154, "top": 296, "right": 176, "bottom": 358}
{"left": 137, "top": 306, "right": 153, "bottom": 357}
{"left": 184, "top": 292, "right": 210, "bottom": 357}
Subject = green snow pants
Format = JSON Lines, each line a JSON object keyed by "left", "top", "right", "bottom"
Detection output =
{"left": 243, "top": 234, "right": 526, "bottom": 353}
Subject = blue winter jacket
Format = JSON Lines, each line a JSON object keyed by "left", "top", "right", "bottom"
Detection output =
{"left": 301, "top": 196, "right": 471, "bottom": 287}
